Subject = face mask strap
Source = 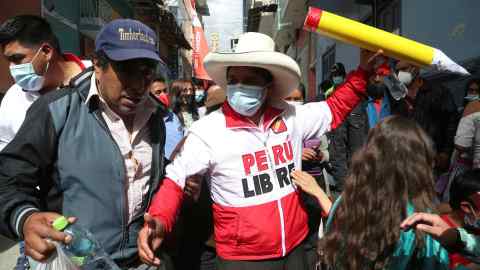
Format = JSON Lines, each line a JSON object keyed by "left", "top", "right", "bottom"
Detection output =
{"left": 30, "top": 45, "right": 50, "bottom": 76}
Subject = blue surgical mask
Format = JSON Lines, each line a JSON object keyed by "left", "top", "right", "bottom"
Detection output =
{"left": 227, "top": 84, "right": 266, "bottom": 116}
{"left": 195, "top": 90, "right": 205, "bottom": 103}
{"left": 464, "top": 205, "right": 480, "bottom": 229}
{"left": 464, "top": 94, "right": 480, "bottom": 102}
{"left": 9, "top": 47, "right": 49, "bottom": 91}
{"left": 332, "top": 76, "right": 344, "bottom": 85}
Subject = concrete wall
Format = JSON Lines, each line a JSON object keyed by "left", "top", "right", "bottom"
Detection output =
{"left": 401, "top": 0, "right": 480, "bottom": 65}
{"left": 0, "top": 235, "right": 20, "bottom": 270}
{"left": 401, "top": 0, "right": 480, "bottom": 106}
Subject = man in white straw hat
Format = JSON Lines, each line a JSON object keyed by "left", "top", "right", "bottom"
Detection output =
{"left": 139, "top": 32, "right": 381, "bottom": 269}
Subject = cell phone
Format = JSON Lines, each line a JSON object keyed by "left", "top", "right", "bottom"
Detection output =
{"left": 304, "top": 139, "right": 321, "bottom": 149}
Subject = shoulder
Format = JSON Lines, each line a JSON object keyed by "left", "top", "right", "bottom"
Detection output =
{"left": 1, "top": 84, "right": 32, "bottom": 105}
{"left": 189, "top": 109, "right": 225, "bottom": 135}
{"left": 0, "top": 84, "right": 39, "bottom": 117}
{"left": 463, "top": 101, "right": 480, "bottom": 117}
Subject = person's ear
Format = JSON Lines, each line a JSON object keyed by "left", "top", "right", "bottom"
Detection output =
{"left": 40, "top": 44, "right": 54, "bottom": 62}
{"left": 417, "top": 77, "right": 424, "bottom": 88}
{"left": 460, "top": 201, "right": 473, "bottom": 214}
{"left": 93, "top": 58, "right": 104, "bottom": 82}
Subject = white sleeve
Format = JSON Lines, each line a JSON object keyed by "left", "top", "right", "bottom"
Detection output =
{"left": 455, "top": 115, "right": 476, "bottom": 148}
{"left": 0, "top": 98, "right": 13, "bottom": 151}
{"left": 295, "top": 102, "right": 333, "bottom": 141}
{"left": 165, "top": 131, "right": 213, "bottom": 188}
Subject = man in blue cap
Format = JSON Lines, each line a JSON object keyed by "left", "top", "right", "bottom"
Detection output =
{"left": 0, "top": 19, "right": 171, "bottom": 269}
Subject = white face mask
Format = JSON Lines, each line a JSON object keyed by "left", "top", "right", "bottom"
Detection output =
{"left": 287, "top": 101, "right": 303, "bottom": 107}
{"left": 226, "top": 83, "right": 266, "bottom": 116}
{"left": 9, "top": 47, "right": 49, "bottom": 91}
{"left": 397, "top": 71, "right": 414, "bottom": 87}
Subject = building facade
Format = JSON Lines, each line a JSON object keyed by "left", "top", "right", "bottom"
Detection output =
{"left": 248, "top": 0, "right": 480, "bottom": 103}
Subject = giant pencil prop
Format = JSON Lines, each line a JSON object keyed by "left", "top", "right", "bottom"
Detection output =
{"left": 304, "top": 7, "right": 469, "bottom": 75}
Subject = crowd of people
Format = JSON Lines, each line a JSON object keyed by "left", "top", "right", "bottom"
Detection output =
{"left": 0, "top": 14, "right": 479, "bottom": 270}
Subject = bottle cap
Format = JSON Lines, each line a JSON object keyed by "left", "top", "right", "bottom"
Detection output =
{"left": 52, "top": 216, "right": 69, "bottom": 231}
{"left": 71, "top": 256, "right": 86, "bottom": 266}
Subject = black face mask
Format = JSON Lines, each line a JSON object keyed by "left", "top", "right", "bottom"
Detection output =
{"left": 366, "top": 83, "right": 387, "bottom": 99}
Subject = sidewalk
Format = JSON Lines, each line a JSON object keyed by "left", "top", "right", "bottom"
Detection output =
{"left": 0, "top": 235, "right": 19, "bottom": 270}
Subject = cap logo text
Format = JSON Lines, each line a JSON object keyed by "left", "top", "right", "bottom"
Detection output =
{"left": 118, "top": 28, "right": 155, "bottom": 45}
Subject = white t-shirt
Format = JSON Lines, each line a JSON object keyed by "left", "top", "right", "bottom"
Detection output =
{"left": 0, "top": 84, "right": 40, "bottom": 151}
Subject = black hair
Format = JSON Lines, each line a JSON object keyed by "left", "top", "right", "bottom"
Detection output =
{"left": 320, "top": 79, "right": 333, "bottom": 92}
{"left": 0, "top": 15, "right": 61, "bottom": 52}
{"left": 450, "top": 169, "right": 480, "bottom": 210}
{"left": 91, "top": 50, "right": 111, "bottom": 70}
{"left": 152, "top": 77, "right": 166, "bottom": 84}
{"left": 330, "top": 62, "right": 346, "bottom": 77}
{"left": 465, "top": 77, "right": 480, "bottom": 97}
{"left": 298, "top": 83, "right": 306, "bottom": 99}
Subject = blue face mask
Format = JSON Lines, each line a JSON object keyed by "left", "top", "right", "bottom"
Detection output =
{"left": 227, "top": 84, "right": 266, "bottom": 116}
{"left": 332, "top": 76, "right": 344, "bottom": 85}
{"left": 464, "top": 205, "right": 480, "bottom": 229}
{"left": 9, "top": 47, "right": 49, "bottom": 92}
{"left": 465, "top": 94, "right": 480, "bottom": 102}
{"left": 195, "top": 90, "right": 205, "bottom": 103}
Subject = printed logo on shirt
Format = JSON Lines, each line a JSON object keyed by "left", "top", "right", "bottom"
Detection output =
{"left": 240, "top": 140, "right": 294, "bottom": 198}
{"left": 271, "top": 118, "right": 287, "bottom": 134}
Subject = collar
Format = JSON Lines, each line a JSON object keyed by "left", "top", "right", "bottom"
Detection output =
{"left": 222, "top": 101, "right": 284, "bottom": 131}
{"left": 85, "top": 73, "right": 99, "bottom": 105}
{"left": 63, "top": 53, "right": 86, "bottom": 70}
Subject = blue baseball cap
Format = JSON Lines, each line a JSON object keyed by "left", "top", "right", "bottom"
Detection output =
{"left": 95, "top": 19, "right": 161, "bottom": 62}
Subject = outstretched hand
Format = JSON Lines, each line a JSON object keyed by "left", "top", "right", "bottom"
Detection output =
{"left": 400, "top": 212, "right": 457, "bottom": 247}
{"left": 138, "top": 213, "right": 166, "bottom": 266}
{"left": 359, "top": 49, "right": 384, "bottom": 73}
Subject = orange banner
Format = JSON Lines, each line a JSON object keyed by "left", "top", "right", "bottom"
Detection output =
{"left": 185, "top": 0, "right": 211, "bottom": 80}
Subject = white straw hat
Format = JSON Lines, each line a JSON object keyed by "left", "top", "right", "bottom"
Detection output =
{"left": 204, "top": 32, "right": 301, "bottom": 100}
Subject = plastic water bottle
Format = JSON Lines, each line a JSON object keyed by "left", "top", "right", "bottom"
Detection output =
{"left": 384, "top": 73, "right": 408, "bottom": 101}
{"left": 52, "top": 216, "right": 121, "bottom": 270}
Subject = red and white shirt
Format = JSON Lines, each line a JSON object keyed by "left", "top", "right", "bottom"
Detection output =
{"left": 149, "top": 68, "right": 369, "bottom": 260}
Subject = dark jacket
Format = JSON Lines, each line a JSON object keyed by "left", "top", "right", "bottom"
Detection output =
{"left": 328, "top": 102, "right": 369, "bottom": 190}
{"left": 0, "top": 68, "right": 166, "bottom": 263}
{"left": 391, "top": 82, "right": 458, "bottom": 157}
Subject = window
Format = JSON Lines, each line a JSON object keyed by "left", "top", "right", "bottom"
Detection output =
{"left": 322, "top": 45, "right": 336, "bottom": 81}
{"left": 378, "top": 0, "right": 401, "bottom": 33}
{"left": 363, "top": 0, "right": 401, "bottom": 33}
{"left": 230, "top": 38, "right": 239, "bottom": 51}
